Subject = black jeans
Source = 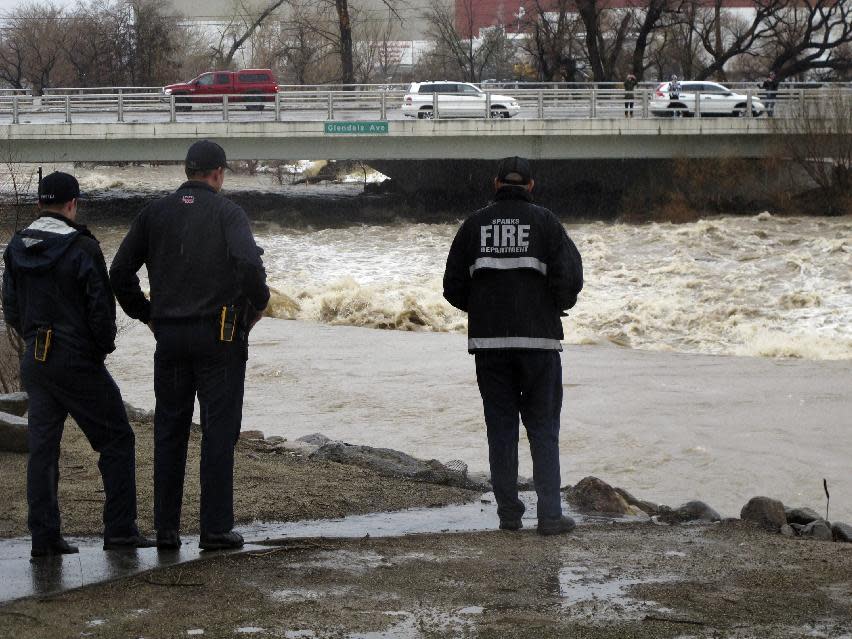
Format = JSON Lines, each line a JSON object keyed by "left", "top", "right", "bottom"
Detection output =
{"left": 21, "top": 346, "right": 138, "bottom": 545}
{"left": 153, "top": 320, "right": 247, "bottom": 535}
{"left": 474, "top": 350, "right": 564, "bottom": 522}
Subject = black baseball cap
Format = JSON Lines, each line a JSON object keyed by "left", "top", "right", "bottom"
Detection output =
{"left": 496, "top": 156, "right": 532, "bottom": 185}
{"left": 38, "top": 171, "right": 80, "bottom": 205}
{"left": 185, "top": 139, "right": 229, "bottom": 171}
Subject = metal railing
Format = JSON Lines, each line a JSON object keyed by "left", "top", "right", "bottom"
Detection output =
{"left": 0, "top": 86, "right": 848, "bottom": 124}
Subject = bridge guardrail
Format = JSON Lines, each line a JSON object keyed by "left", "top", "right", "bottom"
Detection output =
{"left": 0, "top": 87, "right": 849, "bottom": 124}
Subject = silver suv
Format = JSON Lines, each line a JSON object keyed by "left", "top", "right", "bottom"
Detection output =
{"left": 651, "top": 81, "right": 765, "bottom": 117}
{"left": 402, "top": 81, "right": 521, "bottom": 119}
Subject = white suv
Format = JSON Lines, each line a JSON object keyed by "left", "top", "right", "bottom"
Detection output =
{"left": 651, "top": 81, "right": 765, "bottom": 117}
{"left": 402, "top": 81, "right": 521, "bottom": 119}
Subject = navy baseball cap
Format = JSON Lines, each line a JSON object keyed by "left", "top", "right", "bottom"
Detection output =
{"left": 38, "top": 171, "right": 80, "bottom": 205}
{"left": 185, "top": 139, "right": 229, "bottom": 171}
{"left": 496, "top": 156, "right": 532, "bottom": 185}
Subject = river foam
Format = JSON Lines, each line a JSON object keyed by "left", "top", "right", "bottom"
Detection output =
{"left": 243, "top": 214, "right": 852, "bottom": 360}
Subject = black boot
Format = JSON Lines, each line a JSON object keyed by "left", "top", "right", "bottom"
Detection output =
{"left": 31, "top": 537, "right": 79, "bottom": 558}
{"left": 156, "top": 530, "right": 182, "bottom": 550}
{"left": 103, "top": 534, "right": 157, "bottom": 550}
{"left": 199, "top": 530, "right": 244, "bottom": 551}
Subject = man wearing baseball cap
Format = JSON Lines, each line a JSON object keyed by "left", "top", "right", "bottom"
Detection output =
{"left": 2, "top": 171, "right": 154, "bottom": 555}
{"left": 110, "top": 141, "right": 269, "bottom": 551}
{"left": 443, "top": 157, "right": 583, "bottom": 535}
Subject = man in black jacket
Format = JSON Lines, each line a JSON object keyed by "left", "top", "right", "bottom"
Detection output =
{"left": 2, "top": 172, "right": 153, "bottom": 556}
{"left": 110, "top": 140, "right": 269, "bottom": 551}
{"left": 443, "top": 157, "right": 583, "bottom": 535}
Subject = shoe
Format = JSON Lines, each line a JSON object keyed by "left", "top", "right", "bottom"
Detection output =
{"left": 537, "top": 515, "right": 576, "bottom": 536}
{"left": 103, "top": 534, "right": 156, "bottom": 550}
{"left": 199, "top": 530, "right": 244, "bottom": 551}
{"left": 31, "top": 537, "right": 79, "bottom": 558}
{"left": 156, "top": 530, "right": 182, "bottom": 550}
{"left": 499, "top": 518, "right": 523, "bottom": 531}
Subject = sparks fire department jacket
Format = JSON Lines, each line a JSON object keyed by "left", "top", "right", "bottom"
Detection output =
{"left": 443, "top": 187, "right": 583, "bottom": 352}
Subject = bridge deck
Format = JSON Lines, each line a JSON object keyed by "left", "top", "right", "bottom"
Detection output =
{"left": 0, "top": 118, "right": 811, "bottom": 162}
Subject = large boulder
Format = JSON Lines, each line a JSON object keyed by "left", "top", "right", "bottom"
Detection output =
{"left": 785, "top": 507, "right": 822, "bottom": 526}
{"left": 0, "top": 392, "right": 28, "bottom": 417}
{"left": 297, "top": 433, "right": 334, "bottom": 446}
{"left": 564, "top": 476, "right": 632, "bottom": 516}
{"left": 741, "top": 496, "right": 787, "bottom": 532}
{"left": 123, "top": 402, "right": 153, "bottom": 423}
{"left": 832, "top": 522, "right": 852, "bottom": 543}
{"left": 309, "top": 441, "right": 489, "bottom": 491}
{"left": 800, "top": 520, "right": 833, "bottom": 541}
{"left": 0, "top": 410, "right": 28, "bottom": 453}
{"left": 657, "top": 500, "right": 722, "bottom": 524}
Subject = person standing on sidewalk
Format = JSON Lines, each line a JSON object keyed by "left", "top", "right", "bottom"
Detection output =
{"left": 110, "top": 141, "right": 270, "bottom": 551}
{"left": 2, "top": 172, "right": 154, "bottom": 556}
{"left": 761, "top": 71, "right": 780, "bottom": 117}
{"left": 443, "top": 157, "right": 583, "bottom": 535}
{"left": 624, "top": 73, "right": 638, "bottom": 118}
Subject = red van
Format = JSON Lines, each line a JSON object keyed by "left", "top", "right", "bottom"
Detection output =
{"left": 163, "top": 69, "right": 279, "bottom": 110}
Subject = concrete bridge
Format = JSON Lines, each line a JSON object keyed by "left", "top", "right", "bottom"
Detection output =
{"left": 0, "top": 118, "right": 819, "bottom": 164}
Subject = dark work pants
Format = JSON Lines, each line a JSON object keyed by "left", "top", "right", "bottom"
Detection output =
{"left": 153, "top": 321, "right": 247, "bottom": 535}
{"left": 475, "top": 350, "right": 564, "bottom": 522}
{"left": 21, "top": 347, "right": 138, "bottom": 545}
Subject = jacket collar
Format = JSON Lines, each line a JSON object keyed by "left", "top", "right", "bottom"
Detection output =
{"left": 30, "top": 212, "right": 96, "bottom": 240}
{"left": 179, "top": 181, "right": 217, "bottom": 194}
{"left": 494, "top": 186, "right": 533, "bottom": 203}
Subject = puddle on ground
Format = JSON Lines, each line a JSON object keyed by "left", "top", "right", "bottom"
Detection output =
{"left": 0, "top": 491, "right": 646, "bottom": 604}
{"left": 558, "top": 565, "right": 677, "bottom": 620}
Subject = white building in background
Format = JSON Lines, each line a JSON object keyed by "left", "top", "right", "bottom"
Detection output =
{"left": 166, "top": 0, "right": 437, "bottom": 72}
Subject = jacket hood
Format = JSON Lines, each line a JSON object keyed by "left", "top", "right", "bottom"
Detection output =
{"left": 7, "top": 214, "right": 93, "bottom": 273}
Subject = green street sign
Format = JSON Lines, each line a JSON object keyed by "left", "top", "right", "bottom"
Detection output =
{"left": 324, "top": 121, "right": 389, "bottom": 135}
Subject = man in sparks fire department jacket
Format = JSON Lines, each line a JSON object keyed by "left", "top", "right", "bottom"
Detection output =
{"left": 443, "top": 156, "right": 583, "bottom": 536}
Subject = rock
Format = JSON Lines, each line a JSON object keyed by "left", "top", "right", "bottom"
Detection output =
{"left": 563, "top": 476, "right": 631, "bottom": 516}
{"left": 123, "top": 402, "right": 153, "bottom": 423}
{"left": 831, "top": 522, "right": 852, "bottom": 543}
{"left": 740, "top": 496, "right": 787, "bottom": 532}
{"left": 785, "top": 507, "right": 822, "bottom": 526}
{"left": 265, "top": 436, "right": 286, "bottom": 445}
{"left": 657, "top": 500, "right": 722, "bottom": 524}
{"left": 0, "top": 410, "right": 28, "bottom": 453}
{"left": 614, "top": 487, "right": 660, "bottom": 515}
{"left": 780, "top": 524, "right": 796, "bottom": 537}
{"left": 801, "top": 520, "right": 833, "bottom": 541}
{"left": 297, "top": 433, "right": 334, "bottom": 446}
{"left": 309, "top": 441, "right": 489, "bottom": 491}
{"left": 239, "top": 430, "right": 265, "bottom": 440}
{"left": 0, "top": 392, "right": 28, "bottom": 416}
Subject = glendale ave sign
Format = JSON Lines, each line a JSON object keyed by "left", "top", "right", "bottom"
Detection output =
{"left": 324, "top": 121, "right": 389, "bottom": 134}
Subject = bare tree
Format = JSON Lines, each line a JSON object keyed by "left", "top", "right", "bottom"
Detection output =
{"left": 520, "top": 0, "right": 584, "bottom": 81}
{"left": 763, "top": 0, "right": 852, "bottom": 79}
{"left": 0, "top": 3, "right": 68, "bottom": 94}
{"left": 424, "top": 0, "right": 507, "bottom": 82}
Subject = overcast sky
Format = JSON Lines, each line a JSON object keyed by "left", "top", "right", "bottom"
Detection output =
{"left": 0, "top": 0, "right": 75, "bottom": 15}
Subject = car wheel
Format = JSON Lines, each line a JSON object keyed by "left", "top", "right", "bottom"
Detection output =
{"left": 733, "top": 104, "right": 757, "bottom": 117}
{"left": 669, "top": 103, "right": 687, "bottom": 117}
{"left": 174, "top": 94, "right": 191, "bottom": 112}
{"left": 418, "top": 108, "right": 434, "bottom": 119}
{"left": 489, "top": 108, "right": 509, "bottom": 119}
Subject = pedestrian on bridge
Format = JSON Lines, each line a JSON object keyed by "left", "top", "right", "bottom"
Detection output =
{"left": 109, "top": 141, "right": 270, "bottom": 551}
{"left": 443, "top": 157, "right": 583, "bottom": 536}
{"left": 624, "top": 73, "right": 638, "bottom": 118}
{"left": 761, "top": 71, "right": 780, "bottom": 117}
{"left": 2, "top": 172, "right": 154, "bottom": 556}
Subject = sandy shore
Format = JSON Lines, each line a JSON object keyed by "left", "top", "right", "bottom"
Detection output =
{"left": 0, "top": 419, "right": 476, "bottom": 539}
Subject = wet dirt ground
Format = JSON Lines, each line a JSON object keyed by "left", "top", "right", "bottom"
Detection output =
{"left": 0, "top": 419, "right": 476, "bottom": 539}
{"left": 1, "top": 521, "right": 850, "bottom": 638}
